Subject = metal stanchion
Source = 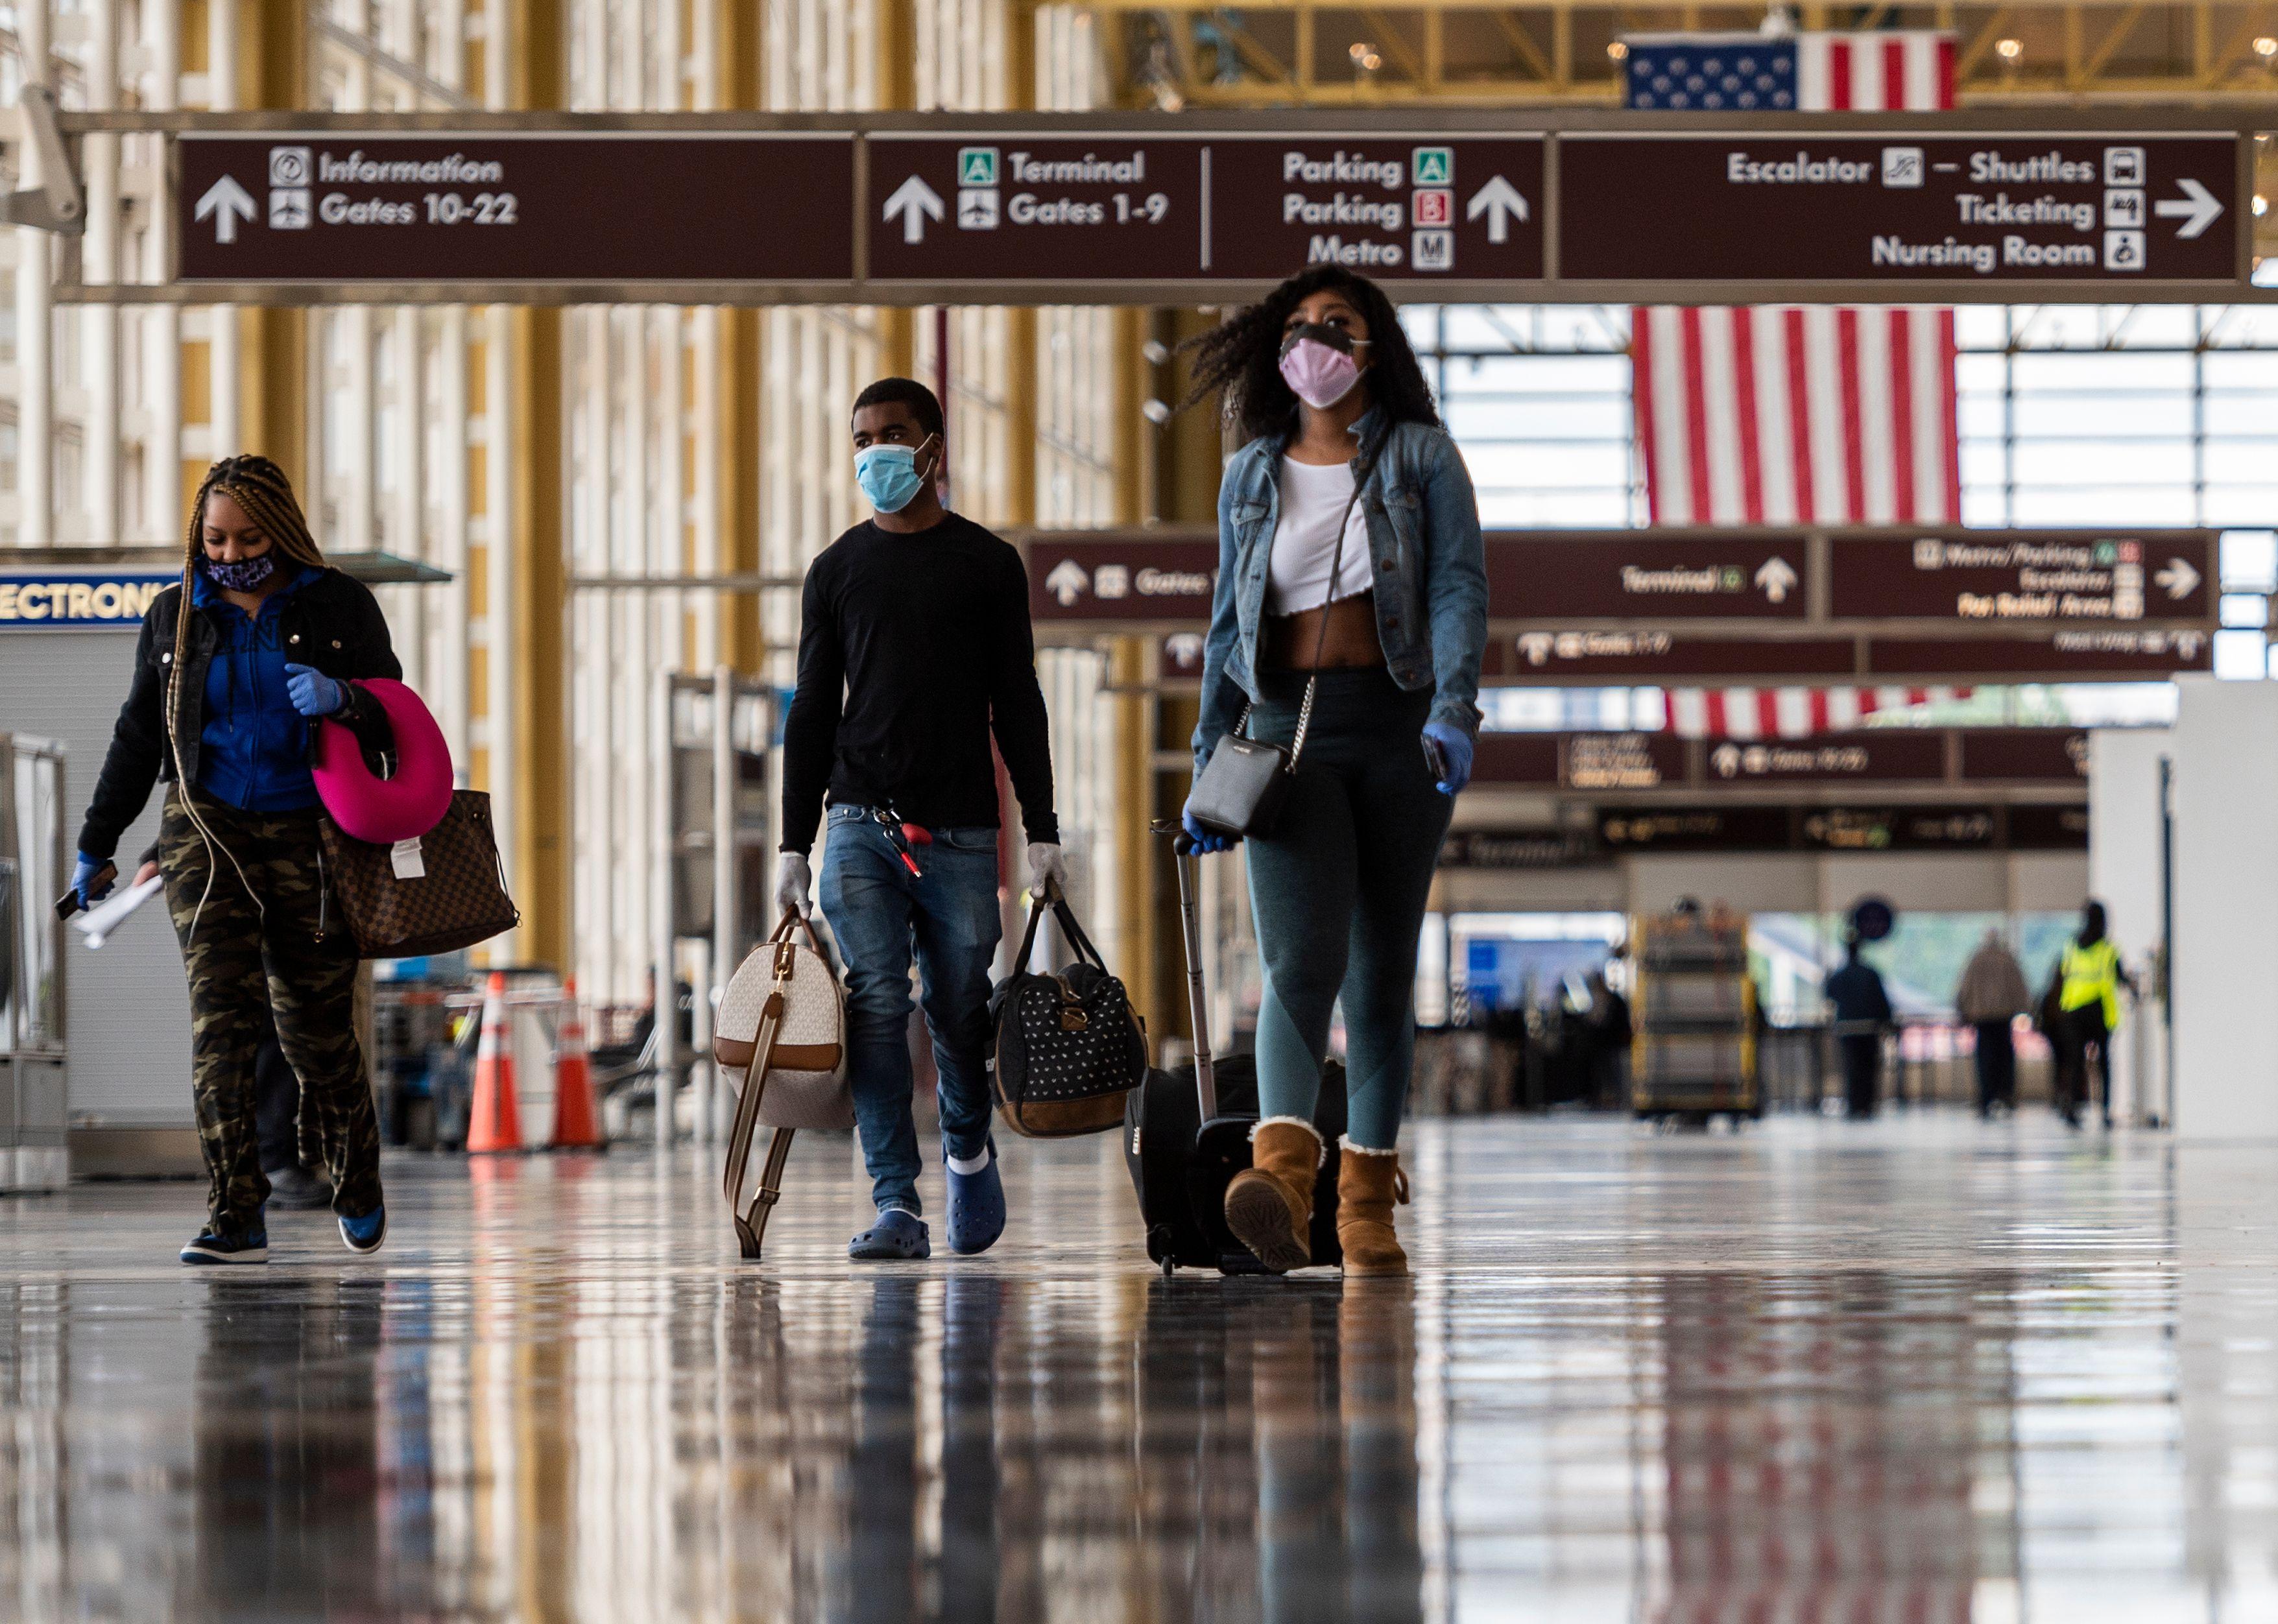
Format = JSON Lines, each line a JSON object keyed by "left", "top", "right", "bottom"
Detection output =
{"left": 710, "top": 665, "right": 739, "bottom": 1149}
{"left": 653, "top": 668, "right": 678, "bottom": 1149}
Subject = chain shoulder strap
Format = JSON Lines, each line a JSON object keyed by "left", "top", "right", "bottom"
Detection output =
{"left": 1286, "top": 435, "right": 1382, "bottom": 768}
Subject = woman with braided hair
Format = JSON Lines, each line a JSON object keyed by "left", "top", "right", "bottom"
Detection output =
{"left": 73, "top": 455, "right": 400, "bottom": 1263}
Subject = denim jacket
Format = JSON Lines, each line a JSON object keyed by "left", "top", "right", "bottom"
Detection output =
{"left": 1192, "top": 409, "right": 1489, "bottom": 769}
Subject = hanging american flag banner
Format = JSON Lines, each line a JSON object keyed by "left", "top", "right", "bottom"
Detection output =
{"left": 1625, "top": 30, "right": 1967, "bottom": 735}
{"left": 1625, "top": 30, "right": 1961, "bottom": 529}
{"left": 1661, "top": 685, "right": 1970, "bottom": 739}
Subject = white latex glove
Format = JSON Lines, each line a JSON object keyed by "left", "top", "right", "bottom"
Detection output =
{"left": 1027, "top": 842, "right": 1068, "bottom": 898}
{"left": 774, "top": 852, "right": 813, "bottom": 917}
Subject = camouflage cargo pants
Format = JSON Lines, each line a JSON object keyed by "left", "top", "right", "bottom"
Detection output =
{"left": 160, "top": 792, "right": 382, "bottom": 1235}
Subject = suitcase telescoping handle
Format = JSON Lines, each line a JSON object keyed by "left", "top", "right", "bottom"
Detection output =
{"left": 1154, "top": 820, "right": 1218, "bottom": 1120}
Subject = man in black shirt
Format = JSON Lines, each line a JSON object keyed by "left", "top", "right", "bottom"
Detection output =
{"left": 776, "top": 378, "right": 1064, "bottom": 1262}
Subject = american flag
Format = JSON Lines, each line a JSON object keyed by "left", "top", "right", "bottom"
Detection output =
{"left": 1629, "top": 31, "right": 1966, "bottom": 730}
{"left": 1627, "top": 30, "right": 1960, "bottom": 527}
{"left": 1662, "top": 684, "right": 1966, "bottom": 739}
{"left": 1624, "top": 30, "right": 1955, "bottom": 113}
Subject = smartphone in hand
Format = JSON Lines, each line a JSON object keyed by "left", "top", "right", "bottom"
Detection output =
{"left": 1422, "top": 734, "right": 1451, "bottom": 785}
{"left": 54, "top": 862, "right": 115, "bottom": 921}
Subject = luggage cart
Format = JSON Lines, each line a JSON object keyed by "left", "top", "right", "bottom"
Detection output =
{"left": 1631, "top": 910, "right": 1760, "bottom": 1126}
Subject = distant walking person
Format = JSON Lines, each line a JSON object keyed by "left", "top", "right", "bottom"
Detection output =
{"left": 1585, "top": 967, "right": 1633, "bottom": 1111}
{"left": 775, "top": 377, "right": 1066, "bottom": 1263}
{"left": 2053, "top": 901, "right": 2130, "bottom": 1130}
{"left": 72, "top": 456, "right": 396, "bottom": 1264}
{"left": 1825, "top": 934, "right": 1894, "bottom": 1119}
{"left": 1955, "top": 929, "right": 2031, "bottom": 1118}
{"left": 1182, "top": 265, "right": 1488, "bottom": 1277}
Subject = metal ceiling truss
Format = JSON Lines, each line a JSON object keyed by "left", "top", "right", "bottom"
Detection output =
{"left": 1092, "top": 2, "right": 2278, "bottom": 106}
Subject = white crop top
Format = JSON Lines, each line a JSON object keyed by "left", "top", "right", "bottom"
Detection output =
{"left": 1265, "top": 458, "right": 1374, "bottom": 616}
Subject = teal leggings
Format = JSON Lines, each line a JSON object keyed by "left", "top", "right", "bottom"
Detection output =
{"left": 1241, "top": 667, "right": 1452, "bottom": 1149}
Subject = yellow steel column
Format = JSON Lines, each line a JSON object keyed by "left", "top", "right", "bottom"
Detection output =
{"left": 1005, "top": 0, "right": 1039, "bottom": 527}
{"left": 1109, "top": 307, "right": 1161, "bottom": 1038}
{"left": 506, "top": 0, "right": 569, "bottom": 972}
{"left": 1151, "top": 310, "right": 1230, "bottom": 1042}
{"left": 875, "top": 0, "right": 917, "bottom": 380}
{"left": 239, "top": 0, "right": 307, "bottom": 486}
{"left": 715, "top": 0, "right": 765, "bottom": 676}
{"left": 716, "top": 312, "right": 763, "bottom": 675}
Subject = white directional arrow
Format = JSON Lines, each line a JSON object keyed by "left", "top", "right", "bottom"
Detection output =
{"left": 2155, "top": 556, "right": 2202, "bottom": 599}
{"left": 193, "top": 174, "right": 258, "bottom": 245}
{"left": 1755, "top": 555, "right": 1799, "bottom": 604}
{"left": 1044, "top": 558, "right": 1090, "bottom": 607}
{"left": 2153, "top": 177, "right": 2225, "bottom": 240}
{"left": 882, "top": 175, "right": 945, "bottom": 245}
{"left": 1464, "top": 176, "right": 1529, "bottom": 245}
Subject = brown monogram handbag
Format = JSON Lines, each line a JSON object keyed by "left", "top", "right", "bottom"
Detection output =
{"left": 317, "top": 790, "right": 521, "bottom": 958}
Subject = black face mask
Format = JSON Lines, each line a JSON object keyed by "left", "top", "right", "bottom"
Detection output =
{"left": 1279, "top": 320, "right": 1358, "bottom": 360}
{"left": 202, "top": 553, "right": 278, "bottom": 592}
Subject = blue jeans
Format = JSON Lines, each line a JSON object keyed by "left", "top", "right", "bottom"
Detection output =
{"left": 818, "top": 805, "right": 1003, "bottom": 1215}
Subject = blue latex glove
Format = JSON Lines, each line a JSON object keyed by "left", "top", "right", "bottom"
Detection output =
{"left": 1181, "top": 794, "right": 1235, "bottom": 855}
{"left": 1422, "top": 721, "right": 1474, "bottom": 797}
{"left": 282, "top": 662, "right": 348, "bottom": 718}
{"left": 71, "top": 852, "right": 114, "bottom": 909}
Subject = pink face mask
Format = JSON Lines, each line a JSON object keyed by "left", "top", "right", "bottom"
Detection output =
{"left": 1278, "top": 329, "right": 1365, "bottom": 411}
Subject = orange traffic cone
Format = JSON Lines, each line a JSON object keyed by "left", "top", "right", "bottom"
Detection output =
{"left": 465, "top": 971, "right": 523, "bottom": 1154}
{"left": 549, "top": 978, "right": 605, "bottom": 1152}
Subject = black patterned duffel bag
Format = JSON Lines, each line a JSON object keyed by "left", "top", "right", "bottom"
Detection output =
{"left": 987, "top": 886, "right": 1147, "bottom": 1138}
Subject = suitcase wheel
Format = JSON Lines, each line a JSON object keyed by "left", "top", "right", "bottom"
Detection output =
{"left": 1147, "top": 1225, "right": 1176, "bottom": 1276}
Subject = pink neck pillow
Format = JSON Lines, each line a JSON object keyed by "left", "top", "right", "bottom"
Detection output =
{"left": 312, "top": 678, "right": 454, "bottom": 844}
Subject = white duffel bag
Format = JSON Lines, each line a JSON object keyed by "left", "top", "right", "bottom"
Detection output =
{"left": 715, "top": 909, "right": 848, "bottom": 1259}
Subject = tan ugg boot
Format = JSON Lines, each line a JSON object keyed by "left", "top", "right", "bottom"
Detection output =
{"left": 1223, "top": 1117, "right": 1323, "bottom": 1274}
{"left": 1336, "top": 1140, "right": 1411, "bottom": 1278}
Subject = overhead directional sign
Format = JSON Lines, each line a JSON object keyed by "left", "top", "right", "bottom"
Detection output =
{"left": 1485, "top": 533, "right": 1812, "bottom": 621}
{"left": 1830, "top": 531, "right": 2216, "bottom": 623}
{"left": 126, "top": 113, "right": 2257, "bottom": 302}
{"left": 1200, "top": 135, "right": 1543, "bottom": 280}
{"left": 1470, "top": 727, "right": 2089, "bottom": 791}
{"left": 1590, "top": 802, "right": 2087, "bottom": 855}
{"left": 863, "top": 134, "right": 1543, "bottom": 283}
{"left": 1559, "top": 133, "right": 2240, "bottom": 285}
{"left": 1027, "top": 527, "right": 2221, "bottom": 687}
{"left": 177, "top": 134, "right": 856, "bottom": 283}
{"left": 1481, "top": 625, "right": 2212, "bottom": 684}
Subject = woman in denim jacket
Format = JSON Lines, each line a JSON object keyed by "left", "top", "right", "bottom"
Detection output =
{"left": 1181, "top": 267, "right": 1487, "bottom": 1278}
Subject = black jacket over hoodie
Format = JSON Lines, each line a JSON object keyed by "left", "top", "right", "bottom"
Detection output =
{"left": 77, "top": 566, "right": 401, "bottom": 861}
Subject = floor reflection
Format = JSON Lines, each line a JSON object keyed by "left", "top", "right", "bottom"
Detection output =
{"left": 0, "top": 1117, "right": 2269, "bottom": 1620}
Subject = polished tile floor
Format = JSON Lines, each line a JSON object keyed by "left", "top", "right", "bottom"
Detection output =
{"left": 3, "top": 1113, "right": 2276, "bottom": 1621}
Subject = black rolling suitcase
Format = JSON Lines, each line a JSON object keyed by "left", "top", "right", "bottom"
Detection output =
{"left": 1123, "top": 826, "right": 1345, "bottom": 1275}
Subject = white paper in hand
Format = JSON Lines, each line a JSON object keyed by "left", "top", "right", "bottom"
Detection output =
{"left": 71, "top": 874, "right": 165, "bottom": 949}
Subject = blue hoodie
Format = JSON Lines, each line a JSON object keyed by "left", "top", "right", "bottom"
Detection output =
{"left": 191, "top": 562, "right": 323, "bottom": 813}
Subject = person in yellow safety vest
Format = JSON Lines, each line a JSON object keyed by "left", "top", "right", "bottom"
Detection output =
{"left": 2053, "top": 901, "right": 2133, "bottom": 1130}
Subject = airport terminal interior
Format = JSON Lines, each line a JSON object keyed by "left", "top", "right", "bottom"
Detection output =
{"left": 5, "top": 0, "right": 2278, "bottom": 1618}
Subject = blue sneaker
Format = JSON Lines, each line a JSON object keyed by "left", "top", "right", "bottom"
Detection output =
{"left": 848, "top": 1208, "right": 930, "bottom": 1261}
{"left": 944, "top": 1137, "right": 1005, "bottom": 1256}
{"left": 181, "top": 1227, "right": 268, "bottom": 1265}
{"left": 339, "top": 1204, "right": 387, "bottom": 1255}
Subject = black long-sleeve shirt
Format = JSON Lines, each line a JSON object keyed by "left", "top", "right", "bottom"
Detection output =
{"left": 780, "top": 514, "right": 1057, "bottom": 855}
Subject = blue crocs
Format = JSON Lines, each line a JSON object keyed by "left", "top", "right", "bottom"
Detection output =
{"left": 944, "top": 1137, "right": 1005, "bottom": 1256}
{"left": 849, "top": 1208, "right": 931, "bottom": 1261}
{"left": 339, "top": 1204, "right": 387, "bottom": 1255}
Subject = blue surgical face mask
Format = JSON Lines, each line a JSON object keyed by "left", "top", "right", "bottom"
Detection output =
{"left": 854, "top": 435, "right": 937, "bottom": 515}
